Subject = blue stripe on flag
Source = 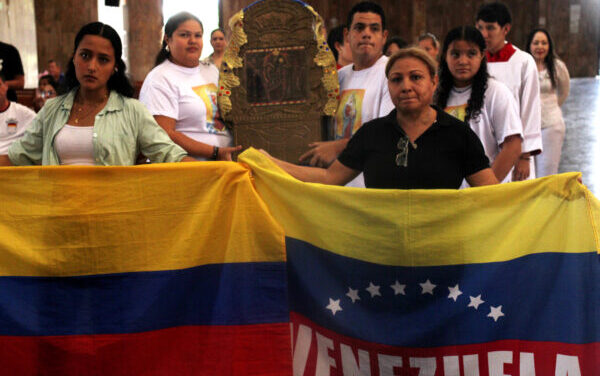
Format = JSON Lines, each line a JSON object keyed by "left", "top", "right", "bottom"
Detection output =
{"left": 0, "top": 262, "right": 288, "bottom": 336}
{"left": 287, "top": 237, "right": 600, "bottom": 347}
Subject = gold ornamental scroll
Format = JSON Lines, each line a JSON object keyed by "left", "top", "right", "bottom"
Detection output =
{"left": 218, "top": 0, "right": 339, "bottom": 163}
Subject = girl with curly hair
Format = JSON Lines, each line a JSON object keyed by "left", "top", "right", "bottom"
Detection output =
{"left": 435, "top": 26, "right": 522, "bottom": 183}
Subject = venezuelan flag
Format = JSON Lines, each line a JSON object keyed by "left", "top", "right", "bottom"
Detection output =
{"left": 240, "top": 148, "right": 600, "bottom": 376}
{"left": 0, "top": 162, "right": 291, "bottom": 375}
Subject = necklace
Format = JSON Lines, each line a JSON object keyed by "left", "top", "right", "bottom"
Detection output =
{"left": 72, "top": 95, "right": 108, "bottom": 124}
{"left": 452, "top": 85, "right": 472, "bottom": 94}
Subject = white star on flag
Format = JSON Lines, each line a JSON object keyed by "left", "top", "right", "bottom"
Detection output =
{"left": 326, "top": 298, "right": 342, "bottom": 315}
{"left": 346, "top": 287, "right": 360, "bottom": 303}
{"left": 488, "top": 305, "right": 505, "bottom": 322}
{"left": 468, "top": 295, "right": 485, "bottom": 310}
{"left": 420, "top": 279, "right": 436, "bottom": 295}
{"left": 447, "top": 284, "right": 462, "bottom": 301}
{"left": 390, "top": 280, "right": 406, "bottom": 295}
{"left": 366, "top": 282, "right": 381, "bottom": 297}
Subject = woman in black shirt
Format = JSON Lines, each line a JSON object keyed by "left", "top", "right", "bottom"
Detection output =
{"left": 261, "top": 47, "right": 498, "bottom": 189}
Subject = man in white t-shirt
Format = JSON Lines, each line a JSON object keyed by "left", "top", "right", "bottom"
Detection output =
{"left": 299, "top": 1, "right": 394, "bottom": 188}
{"left": 476, "top": 1, "right": 542, "bottom": 181}
{"left": 0, "top": 74, "right": 35, "bottom": 154}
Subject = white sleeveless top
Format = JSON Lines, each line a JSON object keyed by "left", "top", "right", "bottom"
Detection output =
{"left": 54, "top": 125, "right": 95, "bottom": 165}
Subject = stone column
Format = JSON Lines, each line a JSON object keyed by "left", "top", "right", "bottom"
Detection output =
{"left": 126, "top": 0, "right": 163, "bottom": 84}
{"left": 34, "top": 0, "right": 97, "bottom": 78}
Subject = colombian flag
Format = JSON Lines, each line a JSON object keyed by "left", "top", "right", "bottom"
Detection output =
{"left": 240, "top": 148, "right": 600, "bottom": 376}
{"left": 0, "top": 162, "right": 291, "bottom": 375}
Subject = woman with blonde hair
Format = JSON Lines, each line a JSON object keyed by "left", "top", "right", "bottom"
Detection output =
{"left": 262, "top": 48, "right": 497, "bottom": 189}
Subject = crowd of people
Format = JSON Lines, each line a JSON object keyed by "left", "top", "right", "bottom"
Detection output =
{"left": 0, "top": 1, "right": 571, "bottom": 190}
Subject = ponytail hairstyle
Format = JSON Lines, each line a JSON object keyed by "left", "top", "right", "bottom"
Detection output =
{"left": 525, "top": 28, "right": 557, "bottom": 88}
{"left": 155, "top": 12, "right": 203, "bottom": 67}
{"left": 65, "top": 22, "right": 134, "bottom": 97}
{"left": 435, "top": 25, "right": 488, "bottom": 122}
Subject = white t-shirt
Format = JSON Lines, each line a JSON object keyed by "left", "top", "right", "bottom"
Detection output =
{"left": 335, "top": 55, "right": 395, "bottom": 187}
{"left": 139, "top": 60, "right": 232, "bottom": 159}
{"left": 445, "top": 78, "right": 523, "bottom": 183}
{"left": 335, "top": 55, "right": 395, "bottom": 139}
{"left": 0, "top": 101, "right": 35, "bottom": 154}
{"left": 487, "top": 45, "right": 542, "bottom": 157}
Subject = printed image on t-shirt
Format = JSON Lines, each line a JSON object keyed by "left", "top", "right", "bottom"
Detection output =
{"left": 335, "top": 89, "right": 365, "bottom": 139}
{"left": 445, "top": 103, "right": 467, "bottom": 122}
{"left": 192, "top": 83, "right": 227, "bottom": 134}
{"left": 5, "top": 117, "right": 17, "bottom": 135}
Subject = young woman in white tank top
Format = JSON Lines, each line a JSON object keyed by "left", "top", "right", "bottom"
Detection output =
{"left": 0, "top": 22, "right": 192, "bottom": 166}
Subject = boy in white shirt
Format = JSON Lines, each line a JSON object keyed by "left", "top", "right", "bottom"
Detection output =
{"left": 299, "top": 1, "right": 394, "bottom": 188}
{"left": 476, "top": 2, "right": 542, "bottom": 181}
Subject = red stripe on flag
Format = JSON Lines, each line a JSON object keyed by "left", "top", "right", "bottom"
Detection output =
{"left": 291, "top": 312, "right": 600, "bottom": 375}
{"left": 0, "top": 324, "right": 292, "bottom": 376}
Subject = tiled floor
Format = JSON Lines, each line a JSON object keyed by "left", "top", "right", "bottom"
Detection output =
{"left": 559, "top": 77, "right": 600, "bottom": 196}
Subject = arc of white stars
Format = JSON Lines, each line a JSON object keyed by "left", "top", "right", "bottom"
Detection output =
{"left": 468, "top": 295, "right": 485, "bottom": 310}
{"left": 390, "top": 280, "right": 406, "bottom": 295}
{"left": 488, "top": 305, "right": 505, "bottom": 322}
{"left": 326, "top": 298, "right": 342, "bottom": 316}
{"left": 366, "top": 282, "right": 381, "bottom": 297}
{"left": 447, "top": 284, "right": 463, "bottom": 302}
{"left": 346, "top": 287, "right": 360, "bottom": 303}
{"left": 420, "top": 279, "right": 436, "bottom": 295}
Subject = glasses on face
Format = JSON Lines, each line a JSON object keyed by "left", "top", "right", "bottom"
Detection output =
{"left": 395, "top": 136, "right": 417, "bottom": 167}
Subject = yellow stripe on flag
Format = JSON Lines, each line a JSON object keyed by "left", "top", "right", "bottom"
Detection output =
{"left": 240, "top": 148, "right": 600, "bottom": 266}
{"left": 0, "top": 162, "right": 285, "bottom": 277}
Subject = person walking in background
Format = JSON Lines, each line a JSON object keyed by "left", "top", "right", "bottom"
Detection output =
{"left": 526, "top": 28, "right": 570, "bottom": 177}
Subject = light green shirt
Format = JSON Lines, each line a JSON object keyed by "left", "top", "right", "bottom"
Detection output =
{"left": 8, "top": 90, "right": 188, "bottom": 166}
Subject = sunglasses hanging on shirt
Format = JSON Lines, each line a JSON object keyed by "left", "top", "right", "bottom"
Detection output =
{"left": 395, "top": 135, "right": 417, "bottom": 167}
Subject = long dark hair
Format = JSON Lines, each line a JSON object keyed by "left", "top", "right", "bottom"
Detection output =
{"left": 65, "top": 22, "right": 133, "bottom": 97}
{"left": 526, "top": 28, "right": 557, "bottom": 88}
{"left": 435, "top": 26, "right": 488, "bottom": 122}
{"left": 155, "top": 12, "right": 203, "bottom": 67}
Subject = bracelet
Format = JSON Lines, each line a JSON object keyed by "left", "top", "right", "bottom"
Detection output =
{"left": 520, "top": 156, "right": 531, "bottom": 160}
{"left": 211, "top": 146, "right": 219, "bottom": 160}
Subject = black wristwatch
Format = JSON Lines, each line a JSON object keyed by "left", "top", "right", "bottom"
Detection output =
{"left": 211, "top": 146, "right": 219, "bottom": 160}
